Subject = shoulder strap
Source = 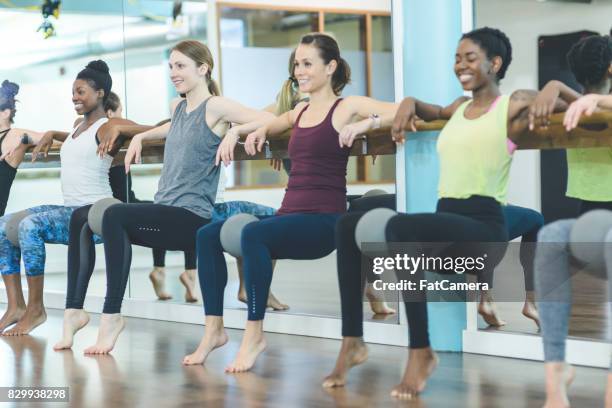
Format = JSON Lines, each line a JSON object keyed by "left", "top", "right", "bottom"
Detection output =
{"left": 172, "top": 99, "right": 187, "bottom": 119}
{"left": 294, "top": 103, "right": 310, "bottom": 127}
{"left": 327, "top": 98, "right": 343, "bottom": 119}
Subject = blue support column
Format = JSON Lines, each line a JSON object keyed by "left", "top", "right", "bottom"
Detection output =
{"left": 400, "top": 0, "right": 469, "bottom": 351}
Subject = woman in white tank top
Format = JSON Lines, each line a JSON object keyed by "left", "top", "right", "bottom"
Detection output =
{"left": 0, "top": 60, "right": 117, "bottom": 336}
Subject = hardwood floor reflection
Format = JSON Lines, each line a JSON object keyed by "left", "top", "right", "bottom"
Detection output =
{"left": 0, "top": 309, "right": 606, "bottom": 407}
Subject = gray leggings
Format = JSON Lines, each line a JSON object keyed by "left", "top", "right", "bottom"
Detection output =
{"left": 535, "top": 219, "right": 612, "bottom": 367}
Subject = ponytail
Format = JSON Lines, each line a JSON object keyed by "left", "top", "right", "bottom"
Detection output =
{"left": 332, "top": 57, "right": 351, "bottom": 95}
{"left": 276, "top": 77, "right": 299, "bottom": 114}
{"left": 206, "top": 72, "right": 221, "bottom": 96}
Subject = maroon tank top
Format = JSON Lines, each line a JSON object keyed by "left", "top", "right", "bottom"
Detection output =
{"left": 277, "top": 99, "right": 350, "bottom": 215}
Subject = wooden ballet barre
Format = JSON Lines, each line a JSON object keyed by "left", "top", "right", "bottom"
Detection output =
{"left": 406, "top": 112, "right": 612, "bottom": 150}
{"left": 24, "top": 129, "right": 398, "bottom": 164}
{"left": 21, "top": 111, "right": 612, "bottom": 166}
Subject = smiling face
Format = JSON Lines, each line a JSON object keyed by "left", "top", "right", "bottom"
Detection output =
{"left": 454, "top": 38, "right": 501, "bottom": 92}
{"left": 169, "top": 50, "right": 208, "bottom": 95}
{"left": 72, "top": 79, "right": 103, "bottom": 115}
{"left": 293, "top": 43, "right": 336, "bottom": 94}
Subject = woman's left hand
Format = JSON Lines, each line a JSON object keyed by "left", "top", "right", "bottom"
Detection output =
{"left": 216, "top": 128, "right": 240, "bottom": 166}
{"left": 338, "top": 119, "right": 372, "bottom": 148}
{"left": 528, "top": 86, "right": 559, "bottom": 130}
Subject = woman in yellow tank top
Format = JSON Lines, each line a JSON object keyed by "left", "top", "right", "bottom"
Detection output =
{"left": 324, "top": 27, "right": 570, "bottom": 400}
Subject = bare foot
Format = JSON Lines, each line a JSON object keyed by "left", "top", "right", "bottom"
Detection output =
{"left": 265, "top": 292, "right": 289, "bottom": 311}
{"left": 522, "top": 298, "right": 540, "bottom": 330}
{"left": 322, "top": 337, "right": 369, "bottom": 388}
{"left": 2, "top": 306, "right": 46, "bottom": 336}
{"left": 478, "top": 293, "right": 506, "bottom": 327}
{"left": 543, "top": 363, "right": 575, "bottom": 408}
{"left": 225, "top": 321, "right": 267, "bottom": 373}
{"left": 149, "top": 267, "right": 172, "bottom": 301}
{"left": 183, "top": 317, "right": 228, "bottom": 365}
{"left": 390, "top": 348, "right": 439, "bottom": 400}
{"left": 365, "top": 284, "right": 396, "bottom": 315}
{"left": 84, "top": 314, "right": 125, "bottom": 355}
{"left": 238, "top": 289, "right": 289, "bottom": 311}
{"left": 0, "top": 306, "right": 25, "bottom": 333}
{"left": 180, "top": 269, "right": 198, "bottom": 303}
{"left": 53, "top": 309, "right": 90, "bottom": 350}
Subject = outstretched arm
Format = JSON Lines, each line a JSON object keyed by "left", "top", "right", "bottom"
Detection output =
{"left": 391, "top": 96, "right": 468, "bottom": 143}
{"left": 336, "top": 96, "right": 398, "bottom": 147}
{"left": 508, "top": 89, "right": 568, "bottom": 141}
{"left": 97, "top": 118, "right": 155, "bottom": 156}
{"left": 241, "top": 102, "right": 303, "bottom": 157}
{"left": 528, "top": 80, "right": 581, "bottom": 130}
{"left": 564, "top": 94, "right": 612, "bottom": 130}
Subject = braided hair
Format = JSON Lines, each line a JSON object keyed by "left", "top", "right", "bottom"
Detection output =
{"left": 567, "top": 34, "right": 612, "bottom": 87}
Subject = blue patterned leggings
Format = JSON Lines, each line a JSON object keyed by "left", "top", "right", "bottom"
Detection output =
{"left": 0, "top": 205, "right": 88, "bottom": 277}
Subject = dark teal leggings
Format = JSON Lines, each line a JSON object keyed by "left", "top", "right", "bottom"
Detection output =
{"left": 197, "top": 213, "right": 341, "bottom": 320}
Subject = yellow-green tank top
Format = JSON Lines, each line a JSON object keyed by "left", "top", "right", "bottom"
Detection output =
{"left": 566, "top": 147, "right": 612, "bottom": 202}
{"left": 437, "top": 95, "right": 512, "bottom": 204}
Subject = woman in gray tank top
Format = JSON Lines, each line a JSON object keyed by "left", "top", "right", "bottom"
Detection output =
{"left": 61, "top": 40, "right": 275, "bottom": 355}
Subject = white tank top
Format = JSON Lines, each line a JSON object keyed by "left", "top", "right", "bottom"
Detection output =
{"left": 60, "top": 117, "right": 113, "bottom": 206}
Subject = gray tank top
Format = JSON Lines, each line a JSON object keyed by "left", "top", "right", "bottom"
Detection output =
{"left": 154, "top": 98, "right": 221, "bottom": 219}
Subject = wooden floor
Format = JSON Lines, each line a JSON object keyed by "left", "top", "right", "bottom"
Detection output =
{"left": 0, "top": 309, "right": 607, "bottom": 408}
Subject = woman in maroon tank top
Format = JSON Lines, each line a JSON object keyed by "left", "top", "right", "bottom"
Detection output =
{"left": 184, "top": 33, "right": 398, "bottom": 372}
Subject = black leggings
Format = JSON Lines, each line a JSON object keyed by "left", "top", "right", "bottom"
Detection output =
{"left": 65, "top": 205, "right": 96, "bottom": 309}
{"left": 579, "top": 199, "right": 612, "bottom": 215}
{"left": 338, "top": 196, "right": 507, "bottom": 348}
{"left": 335, "top": 194, "right": 397, "bottom": 339}
{"left": 101, "top": 203, "right": 210, "bottom": 313}
{"left": 109, "top": 165, "right": 196, "bottom": 269}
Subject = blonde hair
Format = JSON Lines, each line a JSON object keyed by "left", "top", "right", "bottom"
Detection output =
{"left": 172, "top": 40, "right": 221, "bottom": 96}
{"left": 276, "top": 49, "right": 301, "bottom": 115}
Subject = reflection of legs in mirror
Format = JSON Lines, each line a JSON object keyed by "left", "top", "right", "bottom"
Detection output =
{"left": 149, "top": 250, "right": 201, "bottom": 303}
{"left": 183, "top": 315, "right": 228, "bottom": 365}
{"left": 180, "top": 269, "right": 198, "bottom": 303}
{"left": 180, "top": 250, "right": 198, "bottom": 303}
{"left": 236, "top": 258, "right": 289, "bottom": 311}
{"left": 84, "top": 313, "right": 125, "bottom": 355}
{"left": 322, "top": 337, "right": 368, "bottom": 388}
{"left": 364, "top": 282, "right": 396, "bottom": 315}
{"left": 149, "top": 266, "right": 172, "bottom": 301}
{"left": 477, "top": 289, "right": 506, "bottom": 327}
{"left": 522, "top": 290, "right": 540, "bottom": 330}
{"left": 54, "top": 309, "right": 90, "bottom": 350}
{"left": 225, "top": 320, "right": 267, "bottom": 373}
{"left": 4, "top": 275, "right": 47, "bottom": 336}
{"left": 150, "top": 249, "right": 172, "bottom": 300}
{"left": 503, "top": 204, "right": 544, "bottom": 328}
{"left": 0, "top": 274, "right": 26, "bottom": 333}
